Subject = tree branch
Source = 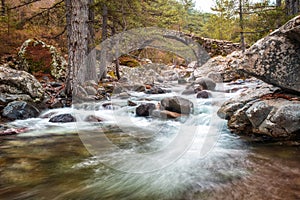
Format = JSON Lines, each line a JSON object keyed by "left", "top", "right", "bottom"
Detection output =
{"left": 19, "top": 0, "right": 64, "bottom": 23}
{"left": 42, "top": 25, "right": 67, "bottom": 39}
{"left": 7, "top": 0, "right": 42, "bottom": 11}
{"left": 242, "top": 8, "right": 281, "bottom": 15}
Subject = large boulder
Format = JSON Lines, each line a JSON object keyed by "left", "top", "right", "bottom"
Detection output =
{"left": 218, "top": 83, "right": 300, "bottom": 139}
{"left": 194, "top": 51, "right": 247, "bottom": 82}
{"left": 2, "top": 101, "right": 40, "bottom": 120}
{"left": 17, "top": 39, "right": 67, "bottom": 81}
{"left": 161, "top": 96, "right": 193, "bottom": 114}
{"left": 136, "top": 103, "right": 156, "bottom": 117}
{"left": 239, "top": 15, "right": 300, "bottom": 94}
{"left": 0, "top": 65, "right": 44, "bottom": 102}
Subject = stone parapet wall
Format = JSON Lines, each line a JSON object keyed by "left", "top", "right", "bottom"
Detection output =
{"left": 186, "top": 34, "right": 244, "bottom": 57}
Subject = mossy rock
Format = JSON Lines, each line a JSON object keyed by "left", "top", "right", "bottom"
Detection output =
{"left": 17, "top": 39, "right": 67, "bottom": 81}
{"left": 119, "top": 56, "right": 141, "bottom": 68}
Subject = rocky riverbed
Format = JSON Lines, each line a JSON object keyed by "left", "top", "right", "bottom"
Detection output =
{"left": 1, "top": 16, "right": 300, "bottom": 142}
{"left": 0, "top": 15, "right": 299, "bottom": 200}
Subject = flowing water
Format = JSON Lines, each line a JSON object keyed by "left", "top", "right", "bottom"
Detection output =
{"left": 0, "top": 82, "right": 299, "bottom": 200}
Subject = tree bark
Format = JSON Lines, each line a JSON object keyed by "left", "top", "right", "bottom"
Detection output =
{"left": 276, "top": 0, "right": 282, "bottom": 7}
{"left": 285, "top": 0, "right": 300, "bottom": 15}
{"left": 65, "top": 0, "right": 90, "bottom": 97}
{"left": 102, "top": 4, "right": 108, "bottom": 41}
{"left": 1, "top": 0, "right": 5, "bottom": 16}
{"left": 239, "top": 0, "right": 245, "bottom": 52}
{"left": 99, "top": 4, "right": 108, "bottom": 80}
{"left": 85, "top": 0, "right": 97, "bottom": 82}
{"left": 112, "top": 21, "right": 120, "bottom": 80}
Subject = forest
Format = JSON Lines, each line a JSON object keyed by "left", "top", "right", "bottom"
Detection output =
{"left": 0, "top": 0, "right": 297, "bottom": 58}
{"left": 1, "top": 0, "right": 298, "bottom": 94}
{"left": 0, "top": 1, "right": 299, "bottom": 200}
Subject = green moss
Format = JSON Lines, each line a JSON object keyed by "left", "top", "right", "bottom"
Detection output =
{"left": 26, "top": 58, "right": 48, "bottom": 74}
{"left": 211, "top": 42, "right": 218, "bottom": 49}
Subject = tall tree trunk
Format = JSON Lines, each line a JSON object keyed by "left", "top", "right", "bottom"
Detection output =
{"left": 102, "top": 4, "right": 108, "bottom": 41}
{"left": 85, "top": 0, "right": 97, "bottom": 82}
{"left": 239, "top": 0, "right": 245, "bottom": 52}
{"left": 112, "top": 21, "right": 120, "bottom": 80}
{"left": 286, "top": 0, "right": 300, "bottom": 15}
{"left": 1, "top": 0, "right": 5, "bottom": 16}
{"left": 99, "top": 4, "right": 108, "bottom": 80}
{"left": 65, "top": 0, "right": 90, "bottom": 97}
{"left": 65, "top": 0, "right": 72, "bottom": 96}
{"left": 276, "top": 0, "right": 282, "bottom": 7}
{"left": 294, "top": 0, "right": 300, "bottom": 14}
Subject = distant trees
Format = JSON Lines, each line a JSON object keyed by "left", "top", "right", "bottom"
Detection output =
{"left": 0, "top": 0, "right": 65, "bottom": 37}
{"left": 200, "top": 0, "right": 241, "bottom": 42}
{"left": 201, "top": 0, "right": 298, "bottom": 46}
{"left": 1, "top": 0, "right": 299, "bottom": 96}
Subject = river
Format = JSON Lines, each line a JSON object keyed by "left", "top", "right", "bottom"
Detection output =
{"left": 0, "top": 82, "right": 299, "bottom": 200}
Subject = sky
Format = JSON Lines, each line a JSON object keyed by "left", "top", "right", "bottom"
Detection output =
{"left": 194, "top": 0, "right": 276, "bottom": 13}
{"left": 194, "top": 0, "right": 215, "bottom": 13}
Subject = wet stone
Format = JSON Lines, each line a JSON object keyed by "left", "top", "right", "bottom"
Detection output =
{"left": 196, "top": 91, "right": 211, "bottom": 99}
{"left": 136, "top": 103, "right": 156, "bottom": 117}
{"left": 161, "top": 96, "right": 193, "bottom": 114}
{"left": 49, "top": 114, "right": 76, "bottom": 123}
{"left": 2, "top": 101, "right": 40, "bottom": 120}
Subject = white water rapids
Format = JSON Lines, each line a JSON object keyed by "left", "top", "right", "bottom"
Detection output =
{"left": 1, "top": 82, "right": 299, "bottom": 200}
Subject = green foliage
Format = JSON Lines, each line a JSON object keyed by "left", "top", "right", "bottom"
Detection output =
{"left": 93, "top": 0, "right": 185, "bottom": 33}
{"left": 200, "top": 13, "right": 240, "bottom": 42}
{"left": 0, "top": 0, "right": 297, "bottom": 61}
{"left": 198, "top": 0, "right": 293, "bottom": 45}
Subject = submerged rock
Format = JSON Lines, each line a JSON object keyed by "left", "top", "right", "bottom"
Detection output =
{"left": 49, "top": 114, "right": 76, "bottom": 123}
{"left": 136, "top": 103, "right": 156, "bottom": 117}
{"left": 161, "top": 96, "right": 193, "bottom": 114}
{"left": 181, "top": 88, "right": 196, "bottom": 95}
{"left": 84, "top": 115, "right": 104, "bottom": 122}
{"left": 2, "top": 101, "right": 40, "bottom": 120}
{"left": 145, "top": 87, "right": 168, "bottom": 94}
{"left": 151, "top": 110, "right": 182, "bottom": 119}
{"left": 240, "top": 15, "right": 300, "bottom": 94}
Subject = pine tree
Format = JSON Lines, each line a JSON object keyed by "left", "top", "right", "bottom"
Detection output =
{"left": 65, "top": 0, "right": 96, "bottom": 96}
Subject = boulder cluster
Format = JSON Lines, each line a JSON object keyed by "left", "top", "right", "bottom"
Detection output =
{"left": 217, "top": 15, "right": 300, "bottom": 140}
